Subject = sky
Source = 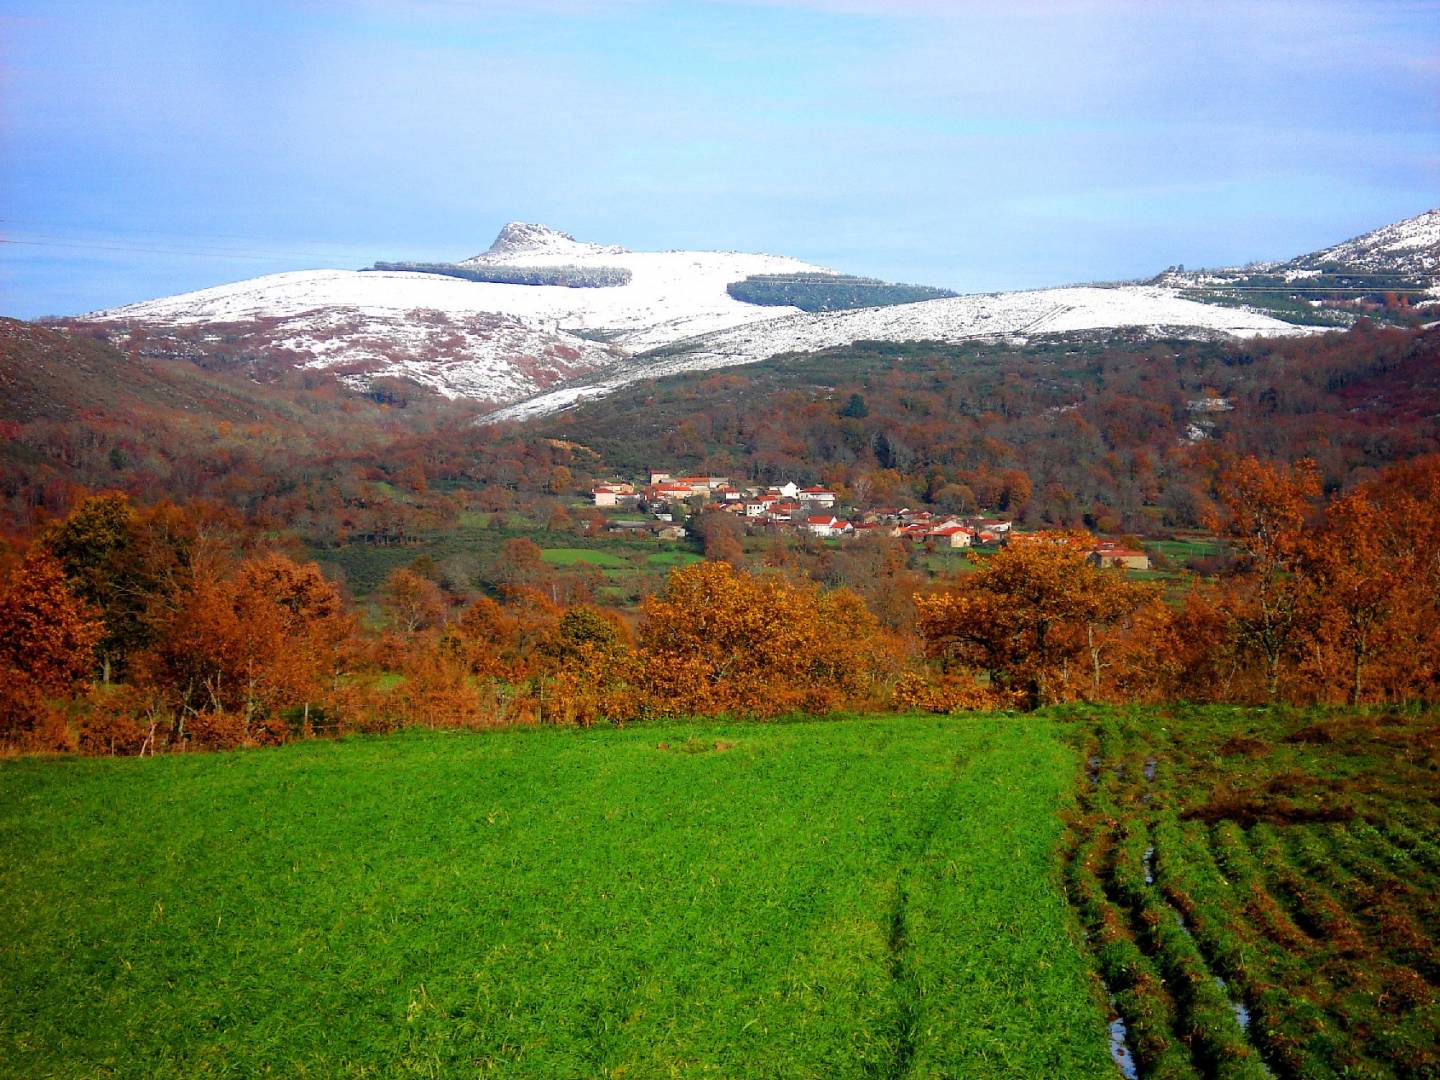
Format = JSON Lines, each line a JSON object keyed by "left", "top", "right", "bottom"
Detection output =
{"left": 2, "top": 0, "right": 1437, "bottom": 318}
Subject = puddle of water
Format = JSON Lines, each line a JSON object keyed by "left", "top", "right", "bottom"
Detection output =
{"left": 1168, "top": 903, "right": 1269, "bottom": 1069}
{"left": 1143, "top": 757, "right": 1157, "bottom": 782}
{"left": 1211, "top": 976, "right": 1253, "bottom": 1033}
{"left": 1233, "top": 999, "right": 1253, "bottom": 1033}
{"left": 1087, "top": 755, "right": 1101, "bottom": 786}
{"left": 1109, "top": 1014, "right": 1138, "bottom": 1079}
{"left": 1143, "top": 846, "right": 1156, "bottom": 885}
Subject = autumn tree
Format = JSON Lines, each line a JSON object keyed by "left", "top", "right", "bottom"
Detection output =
{"left": 140, "top": 554, "right": 347, "bottom": 741}
{"left": 1210, "top": 457, "right": 1320, "bottom": 700}
{"left": 639, "top": 561, "right": 887, "bottom": 716}
{"left": 533, "top": 605, "right": 636, "bottom": 726}
{"left": 0, "top": 549, "right": 104, "bottom": 747}
{"left": 40, "top": 492, "right": 147, "bottom": 681}
{"left": 1300, "top": 490, "right": 1401, "bottom": 704}
{"left": 915, "top": 532, "right": 1152, "bottom": 707}
{"left": 380, "top": 566, "right": 447, "bottom": 633}
{"left": 547, "top": 503, "right": 573, "bottom": 533}
{"left": 491, "top": 537, "right": 549, "bottom": 595}
{"left": 1301, "top": 456, "right": 1440, "bottom": 703}
{"left": 694, "top": 510, "right": 744, "bottom": 566}
{"left": 449, "top": 591, "right": 561, "bottom": 680}
{"left": 547, "top": 465, "right": 574, "bottom": 495}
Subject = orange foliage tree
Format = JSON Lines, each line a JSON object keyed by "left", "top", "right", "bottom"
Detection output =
{"left": 638, "top": 561, "right": 888, "bottom": 717}
{"left": 914, "top": 532, "right": 1154, "bottom": 708}
{"left": 1300, "top": 457, "right": 1440, "bottom": 703}
{"left": 0, "top": 549, "right": 104, "bottom": 748}
{"left": 380, "top": 566, "right": 447, "bottom": 633}
{"left": 139, "top": 554, "right": 349, "bottom": 744}
{"left": 1210, "top": 458, "right": 1321, "bottom": 700}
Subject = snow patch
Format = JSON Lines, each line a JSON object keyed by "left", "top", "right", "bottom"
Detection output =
{"left": 490, "top": 285, "right": 1311, "bottom": 421}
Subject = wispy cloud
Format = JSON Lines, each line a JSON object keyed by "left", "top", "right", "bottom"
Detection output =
{"left": 2, "top": 0, "right": 1436, "bottom": 316}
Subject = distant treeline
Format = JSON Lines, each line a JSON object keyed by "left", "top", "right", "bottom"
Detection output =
{"left": 727, "top": 273, "right": 957, "bottom": 312}
{"left": 367, "top": 262, "right": 632, "bottom": 288}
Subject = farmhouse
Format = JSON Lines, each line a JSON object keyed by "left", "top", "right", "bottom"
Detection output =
{"left": 929, "top": 524, "right": 973, "bottom": 548}
{"left": 590, "top": 482, "right": 636, "bottom": 507}
{"left": 1087, "top": 543, "right": 1151, "bottom": 570}
{"left": 805, "top": 515, "right": 853, "bottom": 538}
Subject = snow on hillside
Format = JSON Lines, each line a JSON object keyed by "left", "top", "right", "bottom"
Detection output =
{"left": 1153, "top": 207, "right": 1440, "bottom": 288}
{"left": 83, "top": 218, "right": 1354, "bottom": 414}
{"left": 86, "top": 226, "right": 836, "bottom": 400}
{"left": 90, "top": 230, "right": 833, "bottom": 347}
{"left": 488, "top": 285, "right": 1310, "bottom": 421}
{"left": 1290, "top": 208, "right": 1440, "bottom": 276}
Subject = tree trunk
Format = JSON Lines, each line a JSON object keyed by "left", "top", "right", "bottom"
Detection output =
{"left": 1087, "top": 623, "right": 1102, "bottom": 699}
{"left": 1349, "top": 636, "right": 1366, "bottom": 708}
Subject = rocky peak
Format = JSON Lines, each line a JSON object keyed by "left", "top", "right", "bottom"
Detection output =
{"left": 465, "top": 222, "right": 627, "bottom": 264}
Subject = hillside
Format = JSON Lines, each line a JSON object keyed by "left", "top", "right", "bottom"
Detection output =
{"left": 0, "top": 318, "right": 338, "bottom": 426}
{"left": 532, "top": 322, "right": 1440, "bottom": 532}
{"left": 1289, "top": 206, "right": 1440, "bottom": 277}
{"left": 493, "top": 284, "right": 1310, "bottom": 421}
{"left": 1150, "top": 207, "right": 1440, "bottom": 327}
{"left": 0, "top": 317, "right": 480, "bottom": 537}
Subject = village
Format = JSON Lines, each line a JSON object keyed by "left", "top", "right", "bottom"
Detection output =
{"left": 591, "top": 470, "right": 1151, "bottom": 568}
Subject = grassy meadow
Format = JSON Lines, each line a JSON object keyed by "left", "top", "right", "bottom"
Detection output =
{"left": 0, "top": 715, "right": 1112, "bottom": 1078}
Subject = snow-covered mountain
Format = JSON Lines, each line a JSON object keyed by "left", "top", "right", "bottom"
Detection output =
{"left": 85, "top": 223, "right": 836, "bottom": 404}
{"left": 463, "top": 221, "right": 628, "bottom": 263}
{"left": 1153, "top": 207, "right": 1440, "bottom": 288}
{"left": 84, "top": 213, "right": 1426, "bottom": 417}
{"left": 1286, "top": 208, "right": 1439, "bottom": 277}
{"left": 488, "top": 285, "right": 1306, "bottom": 421}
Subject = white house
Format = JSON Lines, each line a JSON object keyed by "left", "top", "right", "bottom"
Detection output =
{"left": 799, "top": 486, "right": 836, "bottom": 508}
{"left": 805, "top": 515, "right": 852, "bottom": 538}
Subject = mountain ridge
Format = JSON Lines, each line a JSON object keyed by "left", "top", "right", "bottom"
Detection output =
{"left": 65, "top": 210, "right": 1438, "bottom": 417}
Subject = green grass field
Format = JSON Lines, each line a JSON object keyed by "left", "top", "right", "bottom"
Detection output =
{"left": 0, "top": 716, "right": 1111, "bottom": 1078}
{"left": 646, "top": 550, "right": 704, "bottom": 568}
{"left": 539, "top": 546, "right": 632, "bottom": 567}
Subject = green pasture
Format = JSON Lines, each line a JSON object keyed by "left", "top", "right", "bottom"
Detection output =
{"left": 1144, "top": 538, "right": 1225, "bottom": 564}
{"left": 0, "top": 716, "right": 1110, "bottom": 1078}
{"left": 646, "top": 550, "right": 704, "bottom": 568}
{"left": 539, "top": 547, "right": 631, "bottom": 567}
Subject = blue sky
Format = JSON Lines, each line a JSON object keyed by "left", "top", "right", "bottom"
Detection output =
{"left": 2, "top": 0, "right": 1436, "bottom": 317}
